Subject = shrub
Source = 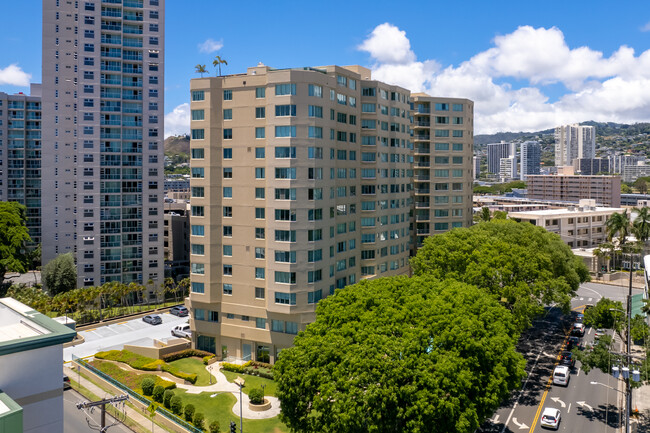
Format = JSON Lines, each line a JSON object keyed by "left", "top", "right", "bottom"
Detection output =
{"left": 193, "top": 412, "right": 205, "bottom": 430}
{"left": 161, "top": 349, "right": 215, "bottom": 363}
{"left": 249, "top": 388, "right": 264, "bottom": 405}
{"left": 170, "top": 395, "right": 183, "bottom": 416}
{"left": 221, "top": 361, "right": 252, "bottom": 374}
{"left": 250, "top": 361, "right": 273, "bottom": 370}
{"left": 184, "top": 404, "right": 195, "bottom": 422}
{"left": 209, "top": 420, "right": 220, "bottom": 433}
{"left": 203, "top": 355, "right": 215, "bottom": 365}
{"left": 141, "top": 377, "right": 155, "bottom": 396}
{"left": 163, "top": 390, "right": 174, "bottom": 409}
{"left": 152, "top": 385, "right": 165, "bottom": 403}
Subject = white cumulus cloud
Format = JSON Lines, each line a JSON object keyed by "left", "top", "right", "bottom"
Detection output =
{"left": 198, "top": 38, "right": 224, "bottom": 53}
{"left": 164, "top": 103, "right": 190, "bottom": 138}
{"left": 0, "top": 64, "right": 31, "bottom": 87}
{"left": 358, "top": 23, "right": 650, "bottom": 134}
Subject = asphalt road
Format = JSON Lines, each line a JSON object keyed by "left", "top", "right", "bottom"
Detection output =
{"left": 480, "top": 282, "right": 641, "bottom": 433}
{"left": 63, "top": 311, "right": 189, "bottom": 361}
{"left": 64, "top": 388, "right": 133, "bottom": 433}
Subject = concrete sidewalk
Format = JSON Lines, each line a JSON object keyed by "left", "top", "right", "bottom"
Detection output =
{"left": 64, "top": 364, "right": 174, "bottom": 433}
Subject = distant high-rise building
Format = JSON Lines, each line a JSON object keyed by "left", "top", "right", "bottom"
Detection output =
{"left": 487, "top": 141, "right": 510, "bottom": 174}
{"left": 473, "top": 156, "right": 480, "bottom": 179}
{"left": 499, "top": 156, "right": 517, "bottom": 180}
{"left": 520, "top": 141, "right": 541, "bottom": 180}
{"left": 609, "top": 154, "right": 645, "bottom": 174}
{"left": 41, "top": 0, "right": 165, "bottom": 289}
{"left": 573, "top": 157, "right": 609, "bottom": 176}
{"left": 554, "top": 124, "right": 595, "bottom": 167}
{"left": 0, "top": 85, "right": 42, "bottom": 245}
{"left": 622, "top": 163, "right": 650, "bottom": 183}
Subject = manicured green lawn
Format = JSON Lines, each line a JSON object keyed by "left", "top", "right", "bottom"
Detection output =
{"left": 221, "top": 370, "right": 278, "bottom": 397}
{"left": 173, "top": 389, "right": 288, "bottom": 433}
{"left": 168, "top": 357, "right": 215, "bottom": 386}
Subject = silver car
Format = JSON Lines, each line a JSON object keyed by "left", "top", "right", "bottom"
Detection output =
{"left": 143, "top": 314, "right": 162, "bottom": 325}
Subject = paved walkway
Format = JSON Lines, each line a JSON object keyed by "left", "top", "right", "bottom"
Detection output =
{"left": 85, "top": 358, "right": 281, "bottom": 420}
{"left": 175, "top": 362, "right": 281, "bottom": 420}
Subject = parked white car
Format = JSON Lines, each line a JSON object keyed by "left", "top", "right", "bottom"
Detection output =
{"left": 171, "top": 324, "right": 191, "bottom": 338}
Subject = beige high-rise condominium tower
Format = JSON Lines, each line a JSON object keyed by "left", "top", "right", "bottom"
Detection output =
{"left": 188, "top": 65, "right": 474, "bottom": 362}
{"left": 41, "top": 0, "right": 164, "bottom": 289}
{"left": 411, "top": 94, "right": 473, "bottom": 247}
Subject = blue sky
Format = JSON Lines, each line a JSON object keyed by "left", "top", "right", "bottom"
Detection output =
{"left": 1, "top": 1, "right": 650, "bottom": 134}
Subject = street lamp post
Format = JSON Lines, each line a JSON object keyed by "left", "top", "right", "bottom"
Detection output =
{"left": 234, "top": 376, "right": 245, "bottom": 433}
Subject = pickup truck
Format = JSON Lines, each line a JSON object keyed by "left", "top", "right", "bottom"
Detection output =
{"left": 171, "top": 324, "right": 191, "bottom": 338}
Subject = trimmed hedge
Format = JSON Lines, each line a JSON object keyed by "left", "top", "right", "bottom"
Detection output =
{"left": 161, "top": 364, "right": 197, "bottom": 384}
{"left": 161, "top": 349, "right": 215, "bottom": 363}
{"left": 203, "top": 355, "right": 216, "bottom": 365}
{"left": 171, "top": 395, "right": 183, "bottom": 416}
{"left": 221, "top": 361, "right": 252, "bottom": 374}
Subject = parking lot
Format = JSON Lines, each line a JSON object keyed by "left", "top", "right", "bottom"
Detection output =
{"left": 63, "top": 311, "right": 188, "bottom": 361}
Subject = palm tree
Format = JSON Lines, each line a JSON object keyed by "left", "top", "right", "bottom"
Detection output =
{"left": 606, "top": 210, "right": 631, "bottom": 270}
{"left": 632, "top": 206, "right": 650, "bottom": 245}
{"left": 163, "top": 277, "right": 176, "bottom": 303}
{"left": 474, "top": 206, "right": 491, "bottom": 223}
{"left": 213, "top": 55, "right": 228, "bottom": 76}
{"left": 195, "top": 64, "right": 207, "bottom": 77}
{"left": 593, "top": 242, "right": 614, "bottom": 274}
{"left": 178, "top": 277, "right": 191, "bottom": 301}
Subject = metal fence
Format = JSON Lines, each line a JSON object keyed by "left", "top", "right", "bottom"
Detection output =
{"left": 73, "top": 355, "right": 203, "bottom": 433}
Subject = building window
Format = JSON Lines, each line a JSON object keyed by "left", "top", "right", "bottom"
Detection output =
{"left": 223, "top": 90, "right": 232, "bottom": 100}
{"left": 275, "top": 83, "right": 296, "bottom": 96}
{"left": 255, "top": 267, "right": 265, "bottom": 279}
{"left": 191, "top": 90, "right": 204, "bottom": 101}
{"left": 255, "top": 287, "right": 265, "bottom": 299}
{"left": 191, "top": 282, "right": 205, "bottom": 293}
{"left": 223, "top": 284, "right": 233, "bottom": 295}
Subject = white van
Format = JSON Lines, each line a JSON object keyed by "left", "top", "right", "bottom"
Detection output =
{"left": 553, "top": 365, "right": 570, "bottom": 386}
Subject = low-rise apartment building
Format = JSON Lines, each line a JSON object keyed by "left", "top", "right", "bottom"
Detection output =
{"left": 509, "top": 200, "right": 623, "bottom": 248}
{"left": 526, "top": 175, "right": 621, "bottom": 207}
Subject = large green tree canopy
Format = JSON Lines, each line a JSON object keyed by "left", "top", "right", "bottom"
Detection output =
{"left": 42, "top": 252, "right": 77, "bottom": 295}
{"left": 275, "top": 276, "right": 526, "bottom": 433}
{"left": 0, "top": 201, "right": 32, "bottom": 283}
{"left": 410, "top": 220, "right": 590, "bottom": 330}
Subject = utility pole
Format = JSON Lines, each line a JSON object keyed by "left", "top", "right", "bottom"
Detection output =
{"left": 234, "top": 376, "right": 245, "bottom": 433}
{"left": 76, "top": 394, "right": 129, "bottom": 432}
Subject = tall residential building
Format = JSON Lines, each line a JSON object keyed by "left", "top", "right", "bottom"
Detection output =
{"left": 610, "top": 154, "right": 645, "bottom": 174}
{"left": 411, "top": 94, "right": 474, "bottom": 248}
{"left": 0, "top": 85, "right": 42, "bottom": 245}
{"left": 487, "top": 141, "right": 510, "bottom": 174}
{"left": 188, "top": 65, "right": 417, "bottom": 362}
{"left": 520, "top": 140, "right": 540, "bottom": 180}
{"left": 622, "top": 163, "right": 650, "bottom": 183}
{"left": 526, "top": 175, "right": 621, "bottom": 207}
{"left": 473, "top": 156, "right": 480, "bottom": 180}
{"left": 499, "top": 156, "right": 517, "bottom": 180}
{"left": 573, "top": 157, "right": 609, "bottom": 176}
{"left": 41, "top": 0, "right": 165, "bottom": 289}
{"left": 554, "top": 123, "right": 595, "bottom": 167}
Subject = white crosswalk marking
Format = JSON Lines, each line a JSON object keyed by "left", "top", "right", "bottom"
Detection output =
{"left": 580, "top": 297, "right": 584, "bottom": 301}
{"left": 588, "top": 298, "right": 593, "bottom": 302}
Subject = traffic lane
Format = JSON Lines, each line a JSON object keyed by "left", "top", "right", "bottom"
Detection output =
{"left": 64, "top": 388, "right": 133, "bottom": 433}
{"left": 64, "top": 312, "right": 188, "bottom": 361}
{"left": 577, "top": 282, "right": 644, "bottom": 303}
{"left": 480, "top": 309, "right": 570, "bottom": 432}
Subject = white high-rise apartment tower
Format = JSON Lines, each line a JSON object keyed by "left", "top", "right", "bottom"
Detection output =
{"left": 554, "top": 124, "right": 595, "bottom": 167}
{"left": 42, "top": 0, "right": 165, "bottom": 289}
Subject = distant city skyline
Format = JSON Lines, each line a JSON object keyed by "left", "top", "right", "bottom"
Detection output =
{"left": 1, "top": 1, "right": 650, "bottom": 135}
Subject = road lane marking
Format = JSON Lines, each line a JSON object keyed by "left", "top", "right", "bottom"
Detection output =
{"left": 550, "top": 397, "right": 566, "bottom": 408}
{"left": 580, "top": 286, "right": 602, "bottom": 300}
{"left": 567, "top": 403, "right": 571, "bottom": 414}
{"left": 84, "top": 328, "right": 97, "bottom": 333}
{"left": 588, "top": 327, "right": 592, "bottom": 335}
{"left": 577, "top": 367, "right": 581, "bottom": 377}
{"left": 588, "top": 297, "right": 593, "bottom": 302}
{"left": 492, "top": 415, "right": 500, "bottom": 424}
{"left": 117, "top": 321, "right": 128, "bottom": 325}
{"left": 576, "top": 401, "right": 593, "bottom": 412}
{"left": 500, "top": 346, "right": 545, "bottom": 433}
{"left": 528, "top": 330, "right": 570, "bottom": 433}
{"left": 512, "top": 417, "right": 529, "bottom": 430}
{"left": 580, "top": 297, "right": 584, "bottom": 301}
